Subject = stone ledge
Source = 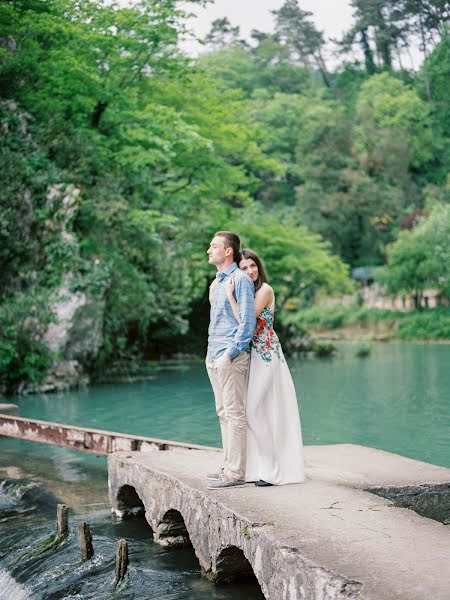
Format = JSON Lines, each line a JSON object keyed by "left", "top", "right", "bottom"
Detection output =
{"left": 107, "top": 444, "right": 450, "bottom": 600}
{"left": 0, "top": 404, "right": 19, "bottom": 416}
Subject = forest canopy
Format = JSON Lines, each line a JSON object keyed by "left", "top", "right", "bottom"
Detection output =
{"left": 0, "top": 0, "right": 448, "bottom": 388}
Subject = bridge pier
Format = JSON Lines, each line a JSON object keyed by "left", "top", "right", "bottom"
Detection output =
{"left": 109, "top": 457, "right": 262, "bottom": 584}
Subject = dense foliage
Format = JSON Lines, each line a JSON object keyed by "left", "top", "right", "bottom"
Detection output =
{"left": 284, "top": 304, "right": 450, "bottom": 340}
{"left": 0, "top": 0, "right": 448, "bottom": 389}
{"left": 377, "top": 203, "right": 450, "bottom": 305}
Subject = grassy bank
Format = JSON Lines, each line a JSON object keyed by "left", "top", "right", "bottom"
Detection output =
{"left": 284, "top": 306, "right": 450, "bottom": 341}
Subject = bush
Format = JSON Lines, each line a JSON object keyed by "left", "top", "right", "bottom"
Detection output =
{"left": 398, "top": 307, "right": 450, "bottom": 340}
{"left": 311, "top": 340, "right": 336, "bottom": 357}
{"left": 0, "top": 295, "right": 54, "bottom": 395}
{"left": 282, "top": 303, "right": 450, "bottom": 341}
{"left": 284, "top": 304, "right": 349, "bottom": 329}
{"left": 354, "top": 342, "right": 372, "bottom": 357}
{"left": 283, "top": 304, "right": 402, "bottom": 331}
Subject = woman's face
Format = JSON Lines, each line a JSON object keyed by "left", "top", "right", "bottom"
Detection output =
{"left": 239, "top": 257, "right": 259, "bottom": 282}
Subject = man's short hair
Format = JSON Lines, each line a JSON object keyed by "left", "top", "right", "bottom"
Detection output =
{"left": 214, "top": 231, "right": 240, "bottom": 263}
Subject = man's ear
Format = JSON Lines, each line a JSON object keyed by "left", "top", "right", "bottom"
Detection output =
{"left": 225, "top": 246, "right": 233, "bottom": 257}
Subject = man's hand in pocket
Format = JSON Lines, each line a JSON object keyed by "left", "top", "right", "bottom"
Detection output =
{"left": 215, "top": 353, "right": 232, "bottom": 368}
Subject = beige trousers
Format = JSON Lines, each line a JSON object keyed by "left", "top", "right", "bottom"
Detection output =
{"left": 206, "top": 352, "right": 250, "bottom": 480}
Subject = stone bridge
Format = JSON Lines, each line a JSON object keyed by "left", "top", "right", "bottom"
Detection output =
{"left": 108, "top": 444, "right": 450, "bottom": 600}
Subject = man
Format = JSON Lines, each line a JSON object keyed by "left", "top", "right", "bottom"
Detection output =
{"left": 206, "top": 231, "right": 256, "bottom": 489}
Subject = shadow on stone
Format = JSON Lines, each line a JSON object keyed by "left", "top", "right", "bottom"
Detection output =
{"left": 154, "top": 509, "right": 192, "bottom": 548}
{"left": 116, "top": 484, "right": 145, "bottom": 516}
{"left": 205, "top": 545, "right": 257, "bottom": 584}
{"left": 367, "top": 483, "right": 450, "bottom": 524}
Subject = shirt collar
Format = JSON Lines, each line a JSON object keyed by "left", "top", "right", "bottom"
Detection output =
{"left": 216, "top": 262, "right": 237, "bottom": 282}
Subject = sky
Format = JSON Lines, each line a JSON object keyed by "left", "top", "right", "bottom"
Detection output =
{"left": 116, "top": 0, "right": 422, "bottom": 69}
{"left": 179, "top": 0, "right": 355, "bottom": 57}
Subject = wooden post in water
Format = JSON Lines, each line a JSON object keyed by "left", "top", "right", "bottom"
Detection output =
{"left": 77, "top": 522, "right": 94, "bottom": 560}
{"left": 114, "top": 539, "right": 129, "bottom": 586}
{"left": 56, "top": 504, "right": 69, "bottom": 538}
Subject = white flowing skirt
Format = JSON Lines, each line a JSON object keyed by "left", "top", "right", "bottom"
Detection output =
{"left": 245, "top": 347, "right": 305, "bottom": 485}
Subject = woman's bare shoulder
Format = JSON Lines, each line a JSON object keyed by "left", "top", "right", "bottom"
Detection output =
{"left": 256, "top": 282, "right": 274, "bottom": 300}
{"left": 261, "top": 282, "right": 274, "bottom": 295}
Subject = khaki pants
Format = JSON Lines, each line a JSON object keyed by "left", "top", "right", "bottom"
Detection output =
{"left": 206, "top": 352, "right": 250, "bottom": 480}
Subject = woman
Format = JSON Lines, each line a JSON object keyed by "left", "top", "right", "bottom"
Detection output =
{"left": 226, "top": 248, "right": 305, "bottom": 486}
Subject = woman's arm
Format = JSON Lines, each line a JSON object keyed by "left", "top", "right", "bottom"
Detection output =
{"left": 225, "top": 277, "right": 239, "bottom": 320}
{"left": 254, "top": 284, "right": 274, "bottom": 317}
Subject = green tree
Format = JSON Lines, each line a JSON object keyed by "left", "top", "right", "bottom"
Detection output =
{"left": 1, "top": 0, "right": 283, "bottom": 369}
{"left": 231, "top": 207, "right": 352, "bottom": 309}
{"left": 204, "top": 17, "right": 244, "bottom": 49}
{"left": 354, "top": 72, "right": 436, "bottom": 178}
{"left": 272, "top": 0, "right": 339, "bottom": 97}
{"left": 377, "top": 203, "right": 450, "bottom": 304}
{"left": 290, "top": 93, "right": 396, "bottom": 265}
{"left": 416, "top": 33, "right": 450, "bottom": 177}
{"left": 1, "top": 0, "right": 204, "bottom": 128}
{"left": 340, "top": 0, "right": 411, "bottom": 71}
{"left": 198, "top": 36, "right": 312, "bottom": 98}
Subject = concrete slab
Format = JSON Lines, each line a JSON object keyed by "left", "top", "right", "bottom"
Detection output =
{"left": 304, "top": 443, "right": 450, "bottom": 487}
{"left": 0, "top": 404, "right": 19, "bottom": 416}
{"left": 108, "top": 445, "right": 450, "bottom": 600}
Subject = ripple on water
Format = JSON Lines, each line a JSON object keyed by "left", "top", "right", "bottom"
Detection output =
{"left": 0, "top": 474, "right": 264, "bottom": 600}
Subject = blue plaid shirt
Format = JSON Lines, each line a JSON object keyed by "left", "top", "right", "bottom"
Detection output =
{"left": 207, "top": 262, "right": 256, "bottom": 362}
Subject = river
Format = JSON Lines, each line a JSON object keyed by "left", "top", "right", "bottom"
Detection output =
{"left": 0, "top": 342, "right": 449, "bottom": 598}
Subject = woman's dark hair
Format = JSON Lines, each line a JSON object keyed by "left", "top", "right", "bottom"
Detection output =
{"left": 214, "top": 231, "right": 241, "bottom": 263}
{"left": 240, "top": 248, "right": 268, "bottom": 292}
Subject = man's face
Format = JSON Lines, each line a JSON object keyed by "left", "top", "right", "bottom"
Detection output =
{"left": 207, "top": 235, "right": 232, "bottom": 266}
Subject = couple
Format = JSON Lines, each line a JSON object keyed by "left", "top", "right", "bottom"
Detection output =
{"left": 205, "top": 231, "right": 305, "bottom": 490}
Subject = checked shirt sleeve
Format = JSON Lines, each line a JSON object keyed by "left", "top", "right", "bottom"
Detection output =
{"left": 226, "top": 275, "right": 256, "bottom": 359}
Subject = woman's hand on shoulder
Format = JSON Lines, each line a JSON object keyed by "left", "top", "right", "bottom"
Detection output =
{"left": 225, "top": 276, "right": 235, "bottom": 299}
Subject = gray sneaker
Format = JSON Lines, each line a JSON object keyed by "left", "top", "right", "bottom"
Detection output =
{"left": 207, "top": 474, "right": 246, "bottom": 490}
{"left": 206, "top": 468, "right": 224, "bottom": 480}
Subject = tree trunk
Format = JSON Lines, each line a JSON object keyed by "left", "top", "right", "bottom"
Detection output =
{"left": 395, "top": 43, "right": 405, "bottom": 79}
{"left": 419, "top": 13, "right": 432, "bottom": 101}
{"left": 361, "top": 28, "right": 376, "bottom": 74}
{"left": 316, "top": 51, "right": 341, "bottom": 100}
{"left": 375, "top": 10, "right": 392, "bottom": 70}
{"left": 91, "top": 101, "right": 108, "bottom": 128}
{"left": 376, "top": 34, "right": 392, "bottom": 70}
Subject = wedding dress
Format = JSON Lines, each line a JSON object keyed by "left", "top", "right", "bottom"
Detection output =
{"left": 245, "top": 297, "right": 305, "bottom": 485}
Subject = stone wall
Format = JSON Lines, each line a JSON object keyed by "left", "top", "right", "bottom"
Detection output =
{"left": 108, "top": 455, "right": 362, "bottom": 600}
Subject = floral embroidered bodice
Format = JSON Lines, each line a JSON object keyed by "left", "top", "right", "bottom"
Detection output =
{"left": 252, "top": 301, "right": 283, "bottom": 363}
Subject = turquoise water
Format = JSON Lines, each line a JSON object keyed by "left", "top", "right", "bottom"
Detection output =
{"left": 1, "top": 342, "right": 449, "bottom": 599}
{"left": 5, "top": 341, "right": 450, "bottom": 467}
